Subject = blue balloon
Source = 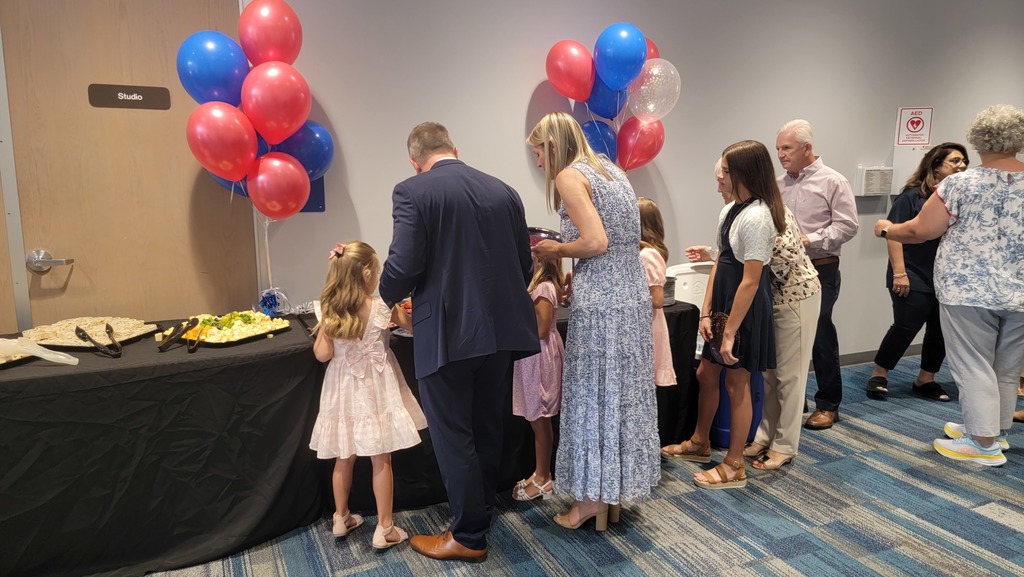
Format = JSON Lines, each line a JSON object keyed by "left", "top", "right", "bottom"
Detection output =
{"left": 274, "top": 121, "right": 335, "bottom": 181}
{"left": 587, "top": 74, "right": 628, "bottom": 119}
{"left": 593, "top": 23, "right": 647, "bottom": 91}
{"left": 210, "top": 172, "right": 249, "bottom": 197}
{"left": 176, "top": 31, "right": 250, "bottom": 106}
{"left": 581, "top": 120, "right": 617, "bottom": 161}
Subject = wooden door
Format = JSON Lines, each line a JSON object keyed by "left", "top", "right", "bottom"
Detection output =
{"left": 0, "top": 177, "right": 15, "bottom": 334}
{"left": 0, "top": 0, "right": 256, "bottom": 328}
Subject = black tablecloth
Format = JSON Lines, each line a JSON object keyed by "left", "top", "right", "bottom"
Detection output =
{"left": 0, "top": 320, "right": 324, "bottom": 577}
{"left": 0, "top": 302, "right": 698, "bottom": 577}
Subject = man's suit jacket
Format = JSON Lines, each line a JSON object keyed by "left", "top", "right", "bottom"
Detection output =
{"left": 379, "top": 159, "right": 540, "bottom": 379}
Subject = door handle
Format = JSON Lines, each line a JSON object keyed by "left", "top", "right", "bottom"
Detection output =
{"left": 26, "top": 249, "right": 75, "bottom": 274}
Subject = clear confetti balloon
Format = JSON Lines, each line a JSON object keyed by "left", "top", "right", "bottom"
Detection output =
{"left": 627, "top": 58, "right": 681, "bottom": 123}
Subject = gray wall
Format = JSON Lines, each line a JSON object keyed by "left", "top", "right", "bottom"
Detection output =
{"left": 265, "top": 0, "right": 1024, "bottom": 356}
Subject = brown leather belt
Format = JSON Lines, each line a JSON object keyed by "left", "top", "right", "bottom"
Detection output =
{"left": 811, "top": 256, "right": 839, "bottom": 267}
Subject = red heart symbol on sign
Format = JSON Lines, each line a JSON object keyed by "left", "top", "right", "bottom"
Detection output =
{"left": 910, "top": 118, "right": 922, "bottom": 130}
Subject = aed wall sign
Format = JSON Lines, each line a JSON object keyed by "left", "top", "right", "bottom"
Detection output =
{"left": 88, "top": 84, "right": 170, "bottom": 110}
{"left": 895, "top": 107, "right": 932, "bottom": 146}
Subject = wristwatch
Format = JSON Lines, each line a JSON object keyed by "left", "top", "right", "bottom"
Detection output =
{"left": 880, "top": 225, "right": 890, "bottom": 238}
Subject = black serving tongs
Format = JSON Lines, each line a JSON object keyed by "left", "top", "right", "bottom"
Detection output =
{"left": 186, "top": 324, "right": 209, "bottom": 354}
{"left": 74, "top": 324, "right": 122, "bottom": 358}
{"left": 158, "top": 317, "right": 199, "bottom": 352}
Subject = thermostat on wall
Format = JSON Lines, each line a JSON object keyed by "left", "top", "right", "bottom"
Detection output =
{"left": 854, "top": 165, "right": 894, "bottom": 196}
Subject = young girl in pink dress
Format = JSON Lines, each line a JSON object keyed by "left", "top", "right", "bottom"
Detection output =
{"left": 638, "top": 198, "right": 677, "bottom": 395}
{"left": 309, "top": 241, "right": 427, "bottom": 549}
{"left": 511, "top": 254, "right": 565, "bottom": 501}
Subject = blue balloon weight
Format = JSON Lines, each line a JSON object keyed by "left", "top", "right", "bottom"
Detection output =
{"left": 581, "top": 120, "right": 617, "bottom": 161}
{"left": 177, "top": 31, "right": 250, "bottom": 106}
{"left": 274, "top": 121, "right": 335, "bottom": 181}
{"left": 586, "top": 74, "right": 628, "bottom": 119}
{"left": 593, "top": 22, "right": 647, "bottom": 91}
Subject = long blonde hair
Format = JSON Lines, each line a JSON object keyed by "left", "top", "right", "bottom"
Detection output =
{"left": 318, "top": 241, "right": 379, "bottom": 340}
{"left": 637, "top": 197, "right": 669, "bottom": 262}
{"left": 527, "top": 111, "right": 614, "bottom": 211}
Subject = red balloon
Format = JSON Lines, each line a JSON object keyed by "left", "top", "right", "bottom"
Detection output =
{"left": 186, "top": 102, "right": 258, "bottom": 181}
{"left": 646, "top": 38, "right": 660, "bottom": 60}
{"left": 246, "top": 152, "right": 310, "bottom": 220}
{"left": 238, "top": 0, "right": 303, "bottom": 65}
{"left": 546, "top": 40, "right": 595, "bottom": 101}
{"left": 617, "top": 117, "right": 665, "bottom": 171}
{"left": 240, "top": 61, "right": 311, "bottom": 144}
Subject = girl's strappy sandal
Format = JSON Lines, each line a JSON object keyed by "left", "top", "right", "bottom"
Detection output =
{"left": 661, "top": 436, "right": 712, "bottom": 463}
{"left": 513, "top": 478, "right": 553, "bottom": 501}
{"left": 332, "top": 512, "right": 364, "bottom": 537}
{"left": 694, "top": 458, "right": 747, "bottom": 490}
{"left": 372, "top": 523, "right": 409, "bottom": 549}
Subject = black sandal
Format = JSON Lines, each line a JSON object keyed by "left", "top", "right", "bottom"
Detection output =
{"left": 912, "top": 381, "right": 950, "bottom": 402}
{"left": 866, "top": 376, "right": 888, "bottom": 398}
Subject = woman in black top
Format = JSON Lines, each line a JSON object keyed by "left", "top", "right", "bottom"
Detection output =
{"left": 866, "top": 142, "right": 969, "bottom": 401}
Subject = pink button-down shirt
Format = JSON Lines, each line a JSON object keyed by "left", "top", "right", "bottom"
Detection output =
{"left": 777, "top": 157, "right": 859, "bottom": 260}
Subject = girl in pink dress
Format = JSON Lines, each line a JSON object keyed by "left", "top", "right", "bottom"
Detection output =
{"left": 638, "top": 198, "right": 677, "bottom": 391}
{"left": 309, "top": 241, "right": 427, "bottom": 550}
{"left": 511, "top": 254, "right": 565, "bottom": 501}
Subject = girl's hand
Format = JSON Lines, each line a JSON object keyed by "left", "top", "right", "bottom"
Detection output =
{"left": 892, "top": 276, "right": 911, "bottom": 298}
{"left": 531, "top": 239, "right": 560, "bottom": 262}
{"left": 720, "top": 332, "right": 738, "bottom": 365}
{"left": 698, "top": 316, "right": 713, "bottom": 341}
{"left": 391, "top": 305, "right": 413, "bottom": 333}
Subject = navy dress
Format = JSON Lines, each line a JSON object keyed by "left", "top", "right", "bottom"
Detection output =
{"left": 702, "top": 201, "right": 776, "bottom": 373}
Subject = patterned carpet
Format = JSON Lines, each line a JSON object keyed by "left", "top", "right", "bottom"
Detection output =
{"left": 155, "top": 358, "right": 1024, "bottom": 577}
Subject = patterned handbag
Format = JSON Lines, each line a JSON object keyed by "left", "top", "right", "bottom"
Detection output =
{"left": 709, "top": 312, "right": 740, "bottom": 365}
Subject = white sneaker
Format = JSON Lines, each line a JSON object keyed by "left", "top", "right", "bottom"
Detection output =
{"left": 933, "top": 436, "right": 1006, "bottom": 466}
{"left": 943, "top": 422, "right": 1009, "bottom": 451}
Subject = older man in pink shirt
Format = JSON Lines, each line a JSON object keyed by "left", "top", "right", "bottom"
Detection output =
{"left": 776, "top": 119, "right": 859, "bottom": 430}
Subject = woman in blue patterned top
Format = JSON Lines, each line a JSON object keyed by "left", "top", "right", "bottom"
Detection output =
{"left": 528, "top": 112, "right": 658, "bottom": 531}
{"left": 874, "top": 104, "right": 1024, "bottom": 467}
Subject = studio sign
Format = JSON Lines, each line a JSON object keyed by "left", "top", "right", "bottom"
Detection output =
{"left": 88, "top": 84, "right": 170, "bottom": 110}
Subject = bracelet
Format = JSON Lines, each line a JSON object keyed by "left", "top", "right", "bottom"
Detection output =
{"left": 893, "top": 273, "right": 908, "bottom": 278}
{"left": 700, "top": 315, "right": 711, "bottom": 320}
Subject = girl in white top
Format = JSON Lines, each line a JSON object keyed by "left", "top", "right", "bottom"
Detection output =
{"left": 665, "top": 141, "right": 785, "bottom": 490}
{"left": 309, "top": 241, "right": 427, "bottom": 548}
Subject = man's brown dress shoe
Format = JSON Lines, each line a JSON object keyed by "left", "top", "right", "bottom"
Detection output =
{"left": 804, "top": 409, "right": 838, "bottom": 430}
{"left": 409, "top": 530, "right": 487, "bottom": 563}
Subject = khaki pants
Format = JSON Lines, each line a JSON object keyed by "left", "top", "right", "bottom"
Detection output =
{"left": 754, "top": 292, "right": 821, "bottom": 455}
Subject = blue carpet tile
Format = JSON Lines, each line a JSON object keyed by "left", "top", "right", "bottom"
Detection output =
{"left": 155, "top": 357, "right": 1024, "bottom": 577}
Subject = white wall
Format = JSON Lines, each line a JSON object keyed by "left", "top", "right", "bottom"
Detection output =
{"left": 265, "top": 0, "right": 1024, "bottom": 356}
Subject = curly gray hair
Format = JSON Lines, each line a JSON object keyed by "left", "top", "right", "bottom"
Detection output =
{"left": 965, "top": 104, "right": 1024, "bottom": 154}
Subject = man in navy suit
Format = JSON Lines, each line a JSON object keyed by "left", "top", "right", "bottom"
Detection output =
{"left": 379, "top": 122, "right": 539, "bottom": 562}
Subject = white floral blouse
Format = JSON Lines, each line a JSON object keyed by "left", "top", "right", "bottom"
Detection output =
{"left": 935, "top": 167, "right": 1024, "bottom": 311}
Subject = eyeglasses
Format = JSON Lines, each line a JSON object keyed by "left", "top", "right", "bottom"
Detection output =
{"left": 945, "top": 157, "right": 968, "bottom": 167}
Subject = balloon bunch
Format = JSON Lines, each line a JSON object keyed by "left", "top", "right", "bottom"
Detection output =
{"left": 545, "top": 23, "right": 681, "bottom": 171}
{"left": 176, "top": 0, "right": 334, "bottom": 221}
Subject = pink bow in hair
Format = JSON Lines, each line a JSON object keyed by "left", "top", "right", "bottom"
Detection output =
{"left": 328, "top": 243, "right": 346, "bottom": 260}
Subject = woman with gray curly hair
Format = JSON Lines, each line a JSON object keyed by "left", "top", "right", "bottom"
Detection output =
{"left": 873, "top": 104, "right": 1024, "bottom": 466}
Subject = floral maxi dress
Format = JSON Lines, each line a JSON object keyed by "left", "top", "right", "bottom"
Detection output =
{"left": 555, "top": 158, "right": 660, "bottom": 504}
